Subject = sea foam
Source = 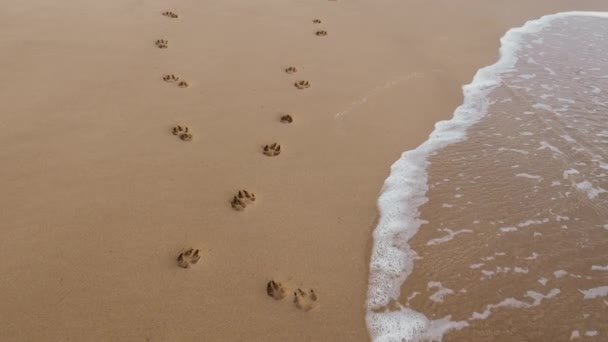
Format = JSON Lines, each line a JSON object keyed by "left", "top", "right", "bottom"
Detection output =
{"left": 366, "top": 11, "right": 608, "bottom": 341}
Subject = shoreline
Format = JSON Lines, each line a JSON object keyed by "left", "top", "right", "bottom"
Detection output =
{"left": 367, "top": 11, "right": 608, "bottom": 341}
{"left": 1, "top": 1, "right": 608, "bottom": 341}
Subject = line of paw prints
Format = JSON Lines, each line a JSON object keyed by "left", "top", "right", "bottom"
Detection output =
{"left": 267, "top": 280, "right": 319, "bottom": 311}
{"left": 172, "top": 125, "right": 193, "bottom": 141}
{"left": 163, "top": 74, "right": 189, "bottom": 88}
{"left": 230, "top": 190, "right": 256, "bottom": 211}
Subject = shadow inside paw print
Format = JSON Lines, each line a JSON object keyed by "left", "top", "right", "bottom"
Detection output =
{"left": 285, "top": 66, "right": 298, "bottom": 74}
{"left": 231, "top": 190, "right": 256, "bottom": 211}
{"left": 155, "top": 39, "right": 168, "bottom": 48}
{"left": 294, "top": 288, "right": 318, "bottom": 311}
{"left": 294, "top": 80, "right": 310, "bottom": 89}
{"left": 172, "top": 125, "right": 193, "bottom": 141}
{"left": 162, "top": 11, "right": 179, "bottom": 18}
{"left": 177, "top": 248, "right": 201, "bottom": 268}
{"left": 263, "top": 143, "right": 281, "bottom": 156}
{"left": 315, "top": 30, "right": 327, "bottom": 37}
{"left": 163, "top": 74, "right": 179, "bottom": 82}
{"left": 280, "top": 114, "right": 293, "bottom": 124}
{"left": 267, "top": 280, "right": 288, "bottom": 300}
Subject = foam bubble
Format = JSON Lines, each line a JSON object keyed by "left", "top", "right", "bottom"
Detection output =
{"left": 426, "top": 228, "right": 473, "bottom": 246}
{"left": 576, "top": 180, "right": 607, "bottom": 199}
{"left": 554, "top": 270, "right": 568, "bottom": 278}
{"left": 427, "top": 282, "right": 455, "bottom": 303}
{"left": 579, "top": 286, "right": 608, "bottom": 299}
{"left": 367, "top": 305, "right": 468, "bottom": 342}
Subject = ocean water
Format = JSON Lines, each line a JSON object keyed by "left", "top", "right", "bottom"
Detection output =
{"left": 367, "top": 12, "right": 608, "bottom": 341}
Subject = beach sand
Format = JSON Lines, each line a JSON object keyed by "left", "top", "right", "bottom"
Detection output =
{"left": 1, "top": 0, "right": 607, "bottom": 341}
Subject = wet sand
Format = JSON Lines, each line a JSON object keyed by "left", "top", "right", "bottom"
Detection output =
{"left": 1, "top": 0, "right": 607, "bottom": 341}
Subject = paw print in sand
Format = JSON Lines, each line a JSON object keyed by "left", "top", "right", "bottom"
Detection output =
{"left": 155, "top": 39, "right": 168, "bottom": 49}
{"left": 284, "top": 66, "right": 298, "bottom": 74}
{"left": 315, "top": 30, "right": 327, "bottom": 37}
{"left": 177, "top": 81, "right": 189, "bottom": 88}
{"left": 231, "top": 190, "right": 256, "bottom": 211}
{"left": 162, "top": 11, "right": 179, "bottom": 18}
{"left": 280, "top": 114, "right": 293, "bottom": 124}
{"left": 263, "top": 143, "right": 281, "bottom": 156}
{"left": 163, "top": 74, "right": 179, "bottom": 83}
{"left": 172, "top": 125, "right": 193, "bottom": 141}
{"left": 294, "top": 80, "right": 310, "bottom": 89}
{"left": 294, "top": 288, "right": 318, "bottom": 311}
{"left": 177, "top": 248, "right": 201, "bottom": 269}
{"left": 313, "top": 19, "right": 322, "bottom": 24}
{"left": 267, "top": 280, "right": 288, "bottom": 300}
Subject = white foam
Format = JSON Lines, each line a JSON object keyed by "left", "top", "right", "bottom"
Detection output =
{"left": 500, "top": 226, "right": 518, "bottom": 233}
{"left": 427, "top": 282, "right": 455, "bottom": 303}
{"left": 538, "top": 141, "right": 563, "bottom": 155}
{"left": 470, "top": 289, "right": 560, "bottom": 321}
{"left": 560, "top": 134, "right": 577, "bottom": 143}
{"left": 516, "top": 173, "right": 543, "bottom": 181}
{"left": 366, "top": 11, "right": 608, "bottom": 341}
{"left": 576, "top": 180, "right": 607, "bottom": 199}
{"left": 498, "top": 147, "right": 529, "bottom": 155}
{"left": 554, "top": 270, "right": 568, "bottom": 278}
{"left": 563, "top": 168, "right": 580, "bottom": 179}
{"left": 579, "top": 286, "right": 608, "bottom": 299}
{"left": 426, "top": 228, "right": 473, "bottom": 246}
{"left": 518, "top": 218, "right": 548, "bottom": 227}
{"left": 570, "top": 330, "right": 580, "bottom": 340}
{"left": 525, "top": 252, "right": 540, "bottom": 260}
{"left": 538, "top": 277, "right": 548, "bottom": 286}
{"left": 367, "top": 305, "right": 468, "bottom": 342}
{"left": 591, "top": 265, "right": 608, "bottom": 271}
{"left": 585, "top": 331, "right": 598, "bottom": 337}
{"left": 533, "top": 103, "right": 553, "bottom": 111}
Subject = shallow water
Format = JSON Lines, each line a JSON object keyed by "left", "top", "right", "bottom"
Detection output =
{"left": 368, "top": 12, "right": 608, "bottom": 341}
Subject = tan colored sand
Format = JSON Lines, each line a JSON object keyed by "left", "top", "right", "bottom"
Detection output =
{"left": 1, "top": 0, "right": 607, "bottom": 341}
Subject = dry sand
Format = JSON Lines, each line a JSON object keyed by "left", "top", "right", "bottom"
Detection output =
{"left": 1, "top": 0, "right": 607, "bottom": 341}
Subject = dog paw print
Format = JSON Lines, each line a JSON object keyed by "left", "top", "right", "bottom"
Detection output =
{"left": 163, "top": 74, "right": 179, "bottom": 83}
{"left": 263, "top": 143, "right": 281, "bottom": 157}
{"left": 162, "top": 11, "right": 179, "bottom": 18}
{"left": 285, "top": 66, "right": 298, "bottom": 74}
{"left": 177, "top": 248, "right": 201, "bottom": 268}
{"left": 313, "top": 19, "right": 322, "bottom": 24}
{"left": 267, "top": 280, "right": 288, "bottom": 300}
{"left": 280, "top": 114, "right": 293, "bottom": 124}
{"left": 155, "top": 39, "right": 168, "bottom": 49}
{"left": 315, "top": 30, "right": 327, "bottom": 37}
{"left": 294, "top": 80, "right": 310, "bottom": 89}
{"left": 231, "top": 189, "right": 256, "bottom": 211}
{"left": 294, "top": 288, "right": 318, "bottom": 311}
{"left": 172, "top": 125, "right": 193, "bottom": 141}
{"left": 177, "top": 81, "right": 189, "bottom": 88}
